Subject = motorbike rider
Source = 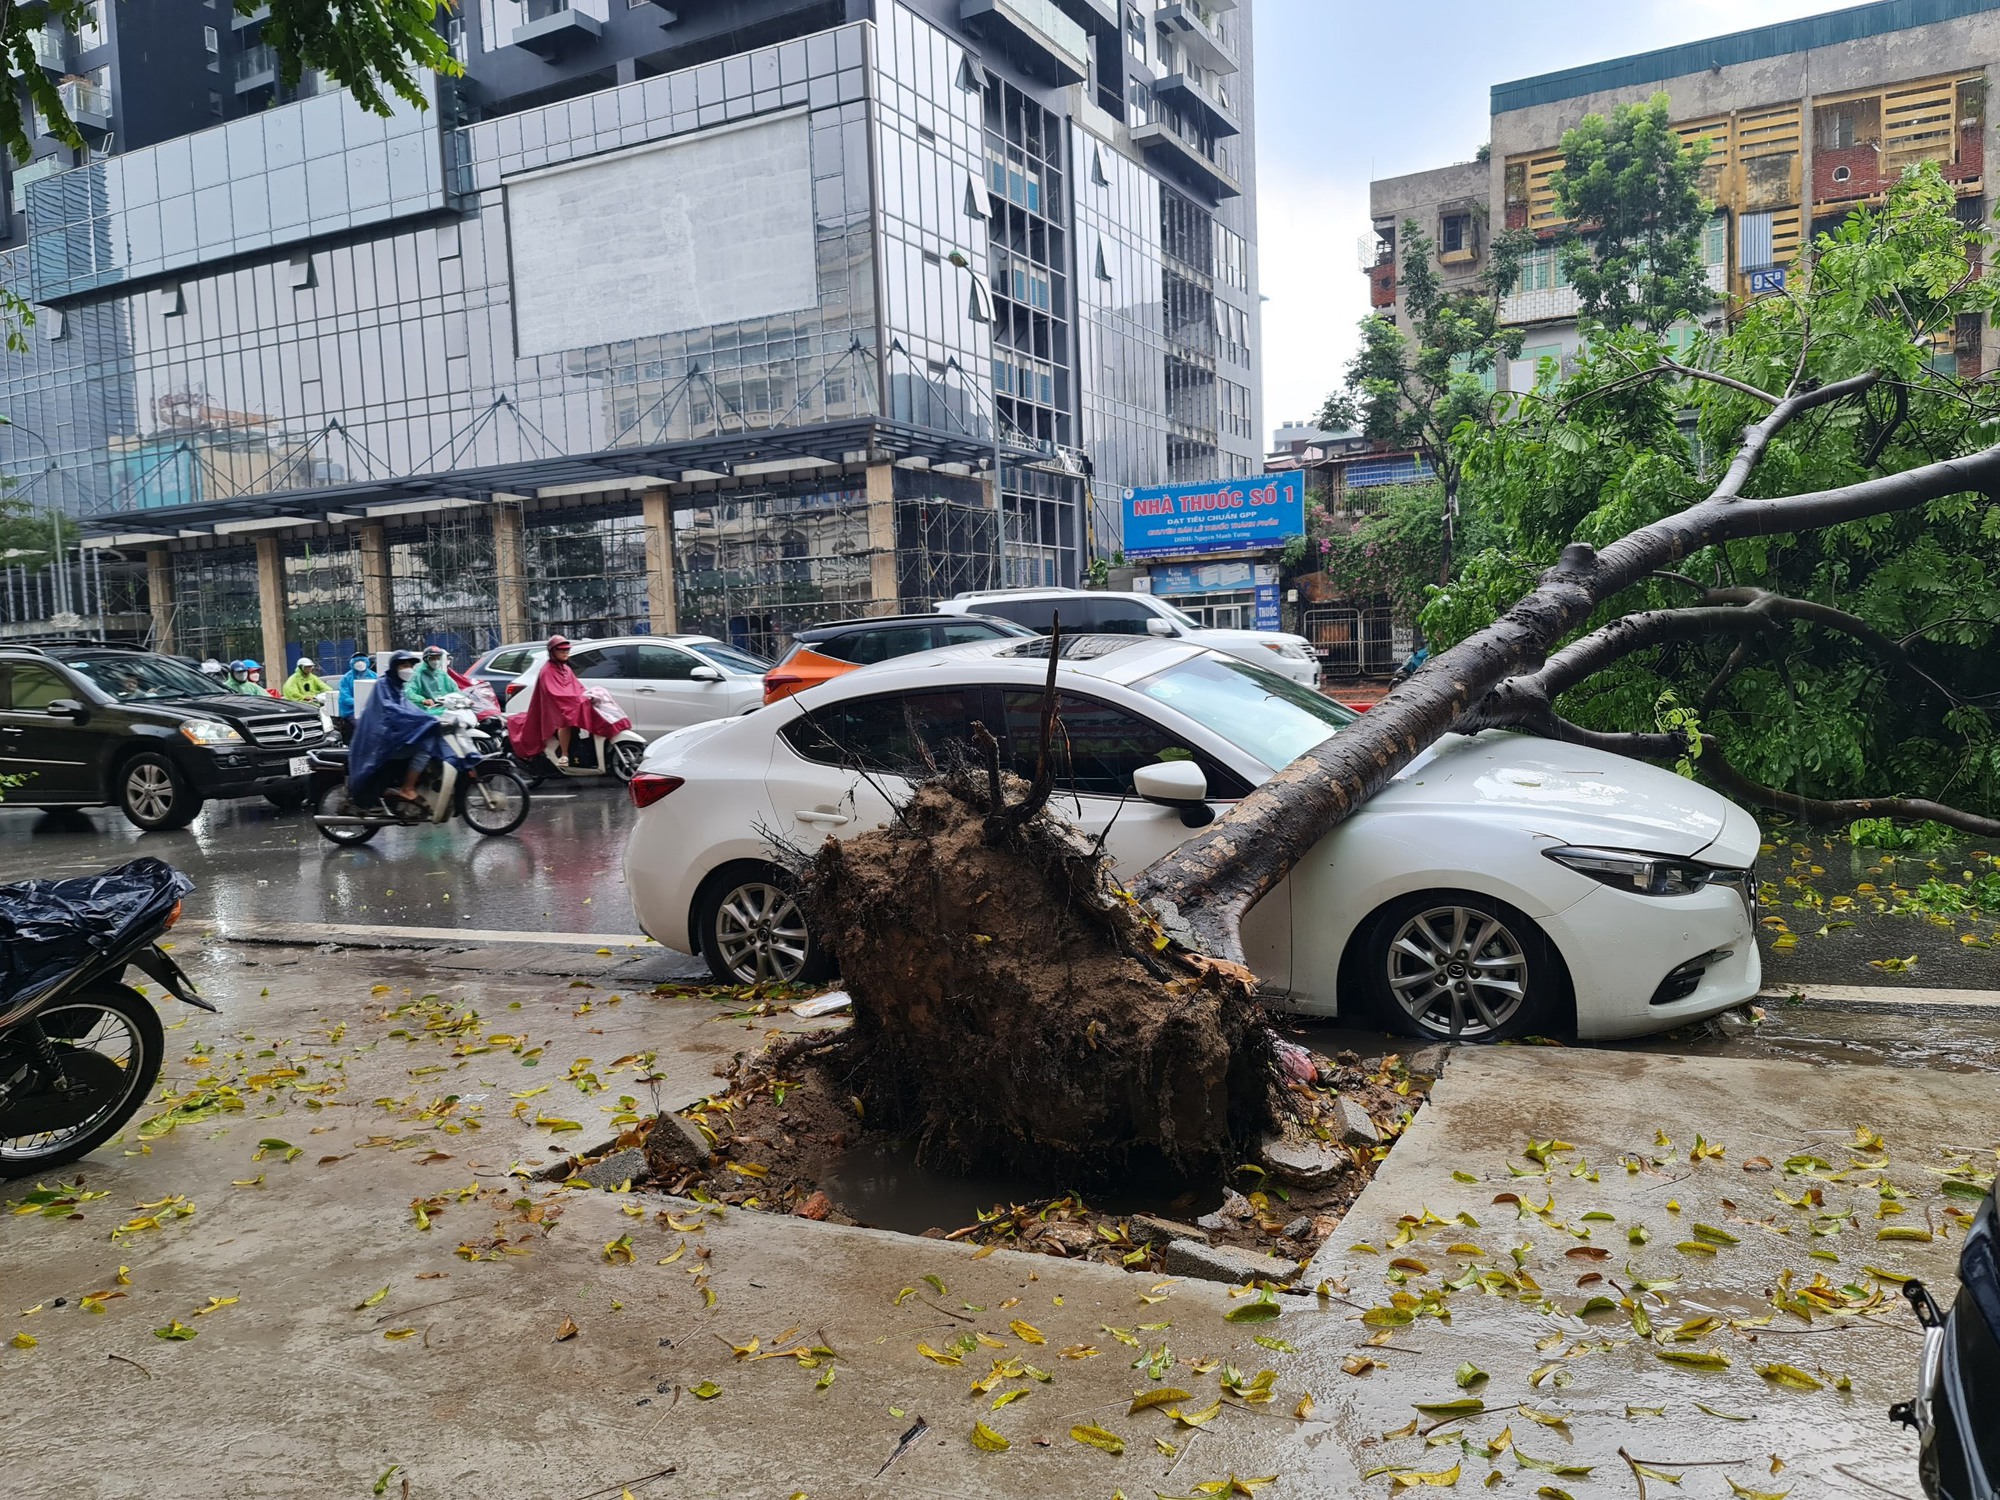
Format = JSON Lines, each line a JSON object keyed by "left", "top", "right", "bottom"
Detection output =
{"left": 334, "top": 653, "right": 376, "bottom": 743}
{"left": 244, "top": 659, "right": 277, "bottom": 697}
{"left": 225, "top": 660, "right": 264, "bottom": 696}
{"left": 282, "top": 656, "right": 330, "bottom": 703}
{"left": 507, "top": 634, "right": 593, "bottom": 768}
{"left": 347, "top": 650, "right": 463, "bottom": 807}
{"left": 409, "top": 644, "right": 459, "bottom": 715}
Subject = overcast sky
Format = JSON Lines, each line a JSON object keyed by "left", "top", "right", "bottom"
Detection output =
{"left": 1250, "top": 0, "right": 1859, "bottom": 442}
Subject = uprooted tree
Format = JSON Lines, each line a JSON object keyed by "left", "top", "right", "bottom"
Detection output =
{"left": 652, "top": 165, "right": 2000, "bottom": 1188}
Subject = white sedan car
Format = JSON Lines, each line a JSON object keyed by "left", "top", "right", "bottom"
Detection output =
{"left": 505, "top": 634, "right": 768, "bottom": 737}
{"left": 622, "top": 637, "right": 1761, "bottom": 1042}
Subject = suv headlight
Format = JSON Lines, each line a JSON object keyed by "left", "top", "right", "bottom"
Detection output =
{"left": 179, "top": 720, "right": 244, "bottom": 747}
{"left": 1544, "top": 845, "right": 1749, "bottom": 898}
{"left": 1262, "top": 641, "right": 1316, "bottom": 661}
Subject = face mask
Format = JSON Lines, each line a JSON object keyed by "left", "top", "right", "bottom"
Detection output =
{"left": 352, "top": 662, "right": 368, "bottom": 674}
{"left": 397, "top": 667, "right": 416, "bottom": 683}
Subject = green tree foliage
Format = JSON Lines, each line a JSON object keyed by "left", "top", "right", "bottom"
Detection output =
{"left": 1548, "top": 93, "right": 1713, "bottom": 332}
{"left": 1289, "top": 480, "right": 1489, "bottom": 628}
{"left": 1432, "top": 164, "right": 2000, "bottom": 815}
{"left": 1319, "top": 217, "right": 1532, "bottom": 575}
{"left": 0, "top": 1, "right": 460, "bottom": 166}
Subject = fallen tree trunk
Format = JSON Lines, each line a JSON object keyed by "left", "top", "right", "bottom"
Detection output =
{"left": 1134, "top": 391, "right": 2000, "bottom": 962}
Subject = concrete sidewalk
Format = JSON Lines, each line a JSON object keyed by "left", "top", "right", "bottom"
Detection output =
{"left": 4, "top": 943, "right": 1988, "bottom": 1498}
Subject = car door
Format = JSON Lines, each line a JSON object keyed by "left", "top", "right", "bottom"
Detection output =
{"left": 625, "top": 643, "right": 738, "bottom": 734}
{"left": 764, "top": 686, "right": 993, "bottom": 848}
{"left": 0, "top": 661, "right": 94, "bottom": 801}
{"left": 997, "top": 687, "right": 1293, "bottom": 990}
{"left": 566, "top": 644, "right": 637, "bottom": 728}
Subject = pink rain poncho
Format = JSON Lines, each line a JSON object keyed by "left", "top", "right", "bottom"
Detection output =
{"left": 506, "top": 640, "right": 631, "bottom": 758}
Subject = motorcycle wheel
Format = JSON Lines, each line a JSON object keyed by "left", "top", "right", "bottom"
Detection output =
{"left": 609, "top": 740, "right": 643, "bottom": 783}
{"left": 459, "top": 768, "right": 531, "bottom": 836}
{"left": 0, "top": 985, "right": 164, "bottom": 1178}
{"left": 314, "top": 780, "right": 380, "bottom": 845}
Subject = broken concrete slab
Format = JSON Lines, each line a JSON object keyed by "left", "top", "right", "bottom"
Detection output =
{"left": 1162, "top": 1239, "right": 1304, "bottom": 1285}
{"left": 1332, "top": 1095, "right": 1379, "bottom": 1145}
{"left": 573, "top": 1147, "right": 648, "bottom": 1189}
{"left": 1131, "top": 1214, "right": 1210, "bottom": 1246}
{"left": 1259, "top": 1131, "right": 1350, "bottom": 1188}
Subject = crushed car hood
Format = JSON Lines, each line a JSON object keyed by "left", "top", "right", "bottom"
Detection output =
{"left": 1367, "top": 732, "right": 1757, "bottom": 862}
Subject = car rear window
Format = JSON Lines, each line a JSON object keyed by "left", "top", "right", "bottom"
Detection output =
{"left": 820, "top": 624, "right": 936, "bottom": 665}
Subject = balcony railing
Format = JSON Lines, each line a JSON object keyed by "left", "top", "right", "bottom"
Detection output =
{"left": 1158, "top": 1, "right": 1236, "bottom": 75}
{"left": 34, "top": 25, "right": 67, "bottom": 70}
{"left": 233, "top": 43, "right": 278, "bottom": 88}
{"left": 1131, "top": 119, "right": 1240, "bottom": 201}
{"left": 12, "top": 156, "right": 64, "bottom": 214}
{"left": 1154, "top": 72, "right": 1238, "bottom": 137}
{"left": 57, "top": 78, "right": 111, "bottom": 132}
{"left": 960, "top": 0, "right": 1089, "bottom": 87}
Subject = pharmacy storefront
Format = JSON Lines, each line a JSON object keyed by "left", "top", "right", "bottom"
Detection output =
{"left": 1120, "top": 472, "right": 1303, "bottom": 632}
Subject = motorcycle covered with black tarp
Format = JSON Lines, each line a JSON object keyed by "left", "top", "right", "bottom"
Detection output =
{"left": 0, "top": 857, "right": 212, "bottom": 1176}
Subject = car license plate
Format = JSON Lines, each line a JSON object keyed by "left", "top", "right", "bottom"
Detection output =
{"left": 288, "top": 756, "right": 310, "bottom": 778}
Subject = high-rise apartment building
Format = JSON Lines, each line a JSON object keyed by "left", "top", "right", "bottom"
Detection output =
{"left": 0, "top": 0, "right": 1262, "bottom": 667}
{"left": 1366, "top": 0, "right": 1998, "bottom": 392}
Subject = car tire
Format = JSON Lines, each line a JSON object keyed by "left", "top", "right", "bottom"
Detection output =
{"left": 1361, "top": 891, "right": 1560, "bottom": 1044}
{"left": 699, "top": 865, "right": 833, "bottom": 987}
{"left": 117, "top": 752, "right": 201, "bottom": 832}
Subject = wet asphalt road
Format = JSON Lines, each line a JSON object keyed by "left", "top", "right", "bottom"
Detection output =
{"left": 4, "top": 788, "right": 1999, "bottom": 999}
{"left": 0, "top": 784, "right": 643, "bottom": 937}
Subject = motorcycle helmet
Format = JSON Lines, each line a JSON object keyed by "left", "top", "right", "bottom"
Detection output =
{"left": 297, "top": 657, "right": 317, "bottom": 672}
{"left": 228, "top": 660, "right": 248, "bottom": 674}
{"left": 242, "top": 658, "right": 261, "bottom": 671}
{"left": 200, "top": 658, "right": 223, "bottom": 676}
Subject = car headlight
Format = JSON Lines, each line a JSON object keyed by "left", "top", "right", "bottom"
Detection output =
{"left": 1262, "top": 641, "right": 1316, "bottom": 661}
{"left": 179, "top": 720, "right": 244, "bottom": 747}
{"left": 1543, "top": 845, "right": 1750, "bottom": 898}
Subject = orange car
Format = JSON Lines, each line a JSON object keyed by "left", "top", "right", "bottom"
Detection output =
{"left": 763, "top": 614, "right": 1035, "bottom": 703}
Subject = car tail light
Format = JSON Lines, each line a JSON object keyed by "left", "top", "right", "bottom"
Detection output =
{"left": 764, "top": 672, "right": 803, "bottom": 702}
{"left": 629, "top": 773, "right": 684, "bottom": 810}
{"left": 505, "top": 681, "right": 524, "bottom": 697}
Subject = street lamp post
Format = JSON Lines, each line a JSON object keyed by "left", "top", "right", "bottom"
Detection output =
{"left": 946, "top": 250, "right": 1004, "bottom": 512}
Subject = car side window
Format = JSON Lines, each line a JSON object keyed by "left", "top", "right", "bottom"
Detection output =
{"left": 973, "top": 600, "right": 1057, "bottom": 632}
{"left": 629, "top": 645, "right": 699, "bottom": 680}
{"left": 1078, "top": 598, "right": 1159, "bottom": 635}
{"left": 491, "top": 650, "right": 530, "bottom": 674}
{"left": 831, "top": 625, "right": 936, "bottom": 666}
{"left": 5, "top": 663, "right": 71, "bottom": 711}
{"left": 782, "top": 688, "right": 986, "bottom": 775}
{"left": 570, "top": 647, "right": 632, "bottom": 679}
{"left": 1001, "top": 690, "right": 1246, "bottom": 799}
{"left": 940, "top": 621, "right": 1003, "bottom": 645}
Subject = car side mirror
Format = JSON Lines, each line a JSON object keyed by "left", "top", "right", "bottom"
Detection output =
{"left": 44, "top": 699, "right": 84, "bottom": 719}
{"left": 1133, "top": 757, "right": 1209, "bottom": 804}
{"left": 1145, "top": 617, "right": 1175, "bottom": 637}
{"left": 690, "top": 666, "right": 724, "bottom": 683}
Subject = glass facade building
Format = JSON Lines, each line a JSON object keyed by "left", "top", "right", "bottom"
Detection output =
{"left": 0, "top": 0, "right": 1261, "bottom": 663}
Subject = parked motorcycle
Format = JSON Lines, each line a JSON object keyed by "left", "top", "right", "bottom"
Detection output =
{"left": 1891, "top": 1181, "right": 1997, "bottom": 1498}
{"left": 309, "top": 695, "right": 531, "bottom": 845}
{"left": 1, "top": 858, "right": 213, "bottom": 1177}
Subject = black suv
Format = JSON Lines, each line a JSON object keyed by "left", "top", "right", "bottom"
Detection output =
{"left": 0, "top": 642, "right": 327, "bottom": 831}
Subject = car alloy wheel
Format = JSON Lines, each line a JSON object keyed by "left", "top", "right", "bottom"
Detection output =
{"left": 120, "top": 753, "right": 200, "bottom": 831}
{"left": 712, "top": 879, "right": 812, "bottom": 984}
{"left": 1384, "top": 903, "right": 1531, "bottom": 1041}
{"left": 127, "top": 763, "right": 174, "bottom": 822}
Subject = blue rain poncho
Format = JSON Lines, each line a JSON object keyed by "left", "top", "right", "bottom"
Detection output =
{"left": 346, "top": 655, "right": 470, "bottom": 802}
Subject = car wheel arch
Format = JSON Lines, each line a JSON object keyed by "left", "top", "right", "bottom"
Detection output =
{"left": 1336, "top": 886, "right": 1579, "bottom": 1037}
{"left": 687, "top": 857, "right": 799, "bottom": 958}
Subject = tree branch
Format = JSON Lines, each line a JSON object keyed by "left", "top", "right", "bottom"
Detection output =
{"left": 1134, "top": 436, "right": 2000, "bottom": 963}
{"left": 1715, "top": 371, "right": 1881, "bottom": 499}
{"left": 1699, "top": 741, "right": 2000, "bottom": 839}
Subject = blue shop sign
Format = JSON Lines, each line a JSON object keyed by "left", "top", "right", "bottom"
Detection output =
{"left": 1121, "top": 471, "right": 1304, "bottom": 559}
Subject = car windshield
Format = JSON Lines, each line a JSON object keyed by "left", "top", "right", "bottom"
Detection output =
{"left": 1137, "top": 653, "right": 1359, "bottom": 770}
{"left": 67, "top": 654, "right": 222, "bottom": 703}
{"left": 691, "top": 643, "right": 772, "bottom": 675}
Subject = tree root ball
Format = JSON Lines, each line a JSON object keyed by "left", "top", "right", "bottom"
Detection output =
{"left": 805, "top": 771, "right": 1278, "bottom": 1188}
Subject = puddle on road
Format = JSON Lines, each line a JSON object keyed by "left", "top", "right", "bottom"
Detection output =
{"left": 815, "top": 1134, "right": 1221, "bottom": 1237}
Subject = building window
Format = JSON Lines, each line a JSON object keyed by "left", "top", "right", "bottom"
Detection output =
{"left": 203, "top": 25, "right": 219, "bottom": 52}
{"left": 1441, "top": 213, "right": 1467, "bottom": 254}
{"left": 1514, "top": 245, "right": 1570, "bottom": 294}
{"left": 208, "top": 90, "right": 223, "bottom": 117}
{"left": 1702, "top": 215, "right": 1727, "bottom": 267}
